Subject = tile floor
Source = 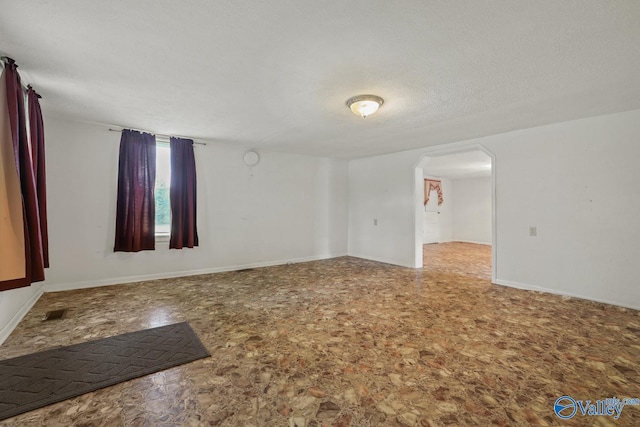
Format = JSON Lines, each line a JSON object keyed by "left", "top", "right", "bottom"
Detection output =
{"left": 1, "top": 242, "right": 639, "bottom": 426}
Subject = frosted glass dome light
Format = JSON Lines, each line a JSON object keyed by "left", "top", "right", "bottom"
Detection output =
{"left": 346, "top": 95, "right": 384, "bottom": 118}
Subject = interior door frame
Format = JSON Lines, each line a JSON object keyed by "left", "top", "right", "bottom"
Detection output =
{"left": 413, "top": 144, "right": 496, "bottom": 284}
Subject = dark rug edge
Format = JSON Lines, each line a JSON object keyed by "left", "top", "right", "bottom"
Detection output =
{"left": 0, "top": 322, "right": 210, "bottom": 422}
{"left": 0, "top": 322, "right": 210, "bottom": 364}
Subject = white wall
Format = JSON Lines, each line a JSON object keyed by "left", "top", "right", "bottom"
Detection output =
{"left": 0, "top": 116, "right": 349, "bottom": 342}
{"left": 349, "top": 149, "right": 420, "bottom": 267}
{"left": 421, "top": 175, "right": 453, "bottom": 243}
{"left": 0, "top": 285, "right": 43, "bottom": 345}
{"left": 452, "top": 177, "right": 491, "bottom": 244}
{"left": 4, "top": 108, "right": 640, "bottom": 342}
{"left": 349, "top": 108, "right": 640, "bottom": 309}
{"left": 38, "top": 117, "right": 348, "bottom": 291}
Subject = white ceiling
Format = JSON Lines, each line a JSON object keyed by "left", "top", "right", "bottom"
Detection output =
{"left": 1, "top": 1, "right": 639, "bottom": 159}
{"left": 419, "top": 150, "right": 492, "bottom": 180}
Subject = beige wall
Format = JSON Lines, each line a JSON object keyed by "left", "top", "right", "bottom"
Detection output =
{"left": 0, "top": 70, "right": 26, "bottom": 281}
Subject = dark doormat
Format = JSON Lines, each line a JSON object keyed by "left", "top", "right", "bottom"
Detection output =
{"left": 0, "top": 322, "right": 210, "bottom": 421}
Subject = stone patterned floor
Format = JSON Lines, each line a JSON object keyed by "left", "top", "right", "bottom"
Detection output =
{"left": 1, "top": 242, "right": 639, "bottom": 426}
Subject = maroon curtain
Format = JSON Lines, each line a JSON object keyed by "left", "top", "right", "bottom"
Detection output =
{"left": 27, "top": 85, "right": 49, "bottom": 268}
{"left": 169, "top": 137, "right": 198, "bottom": 249}
{"left": 114, "top": 130, "right": 156, "bottom": 252}
{"left": 1, "top": 59, "right": 45, "bottom": 291}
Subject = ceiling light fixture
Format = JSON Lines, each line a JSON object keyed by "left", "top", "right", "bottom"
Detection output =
{"left": 346, "top": 94, "right": 384, "bottom": 118}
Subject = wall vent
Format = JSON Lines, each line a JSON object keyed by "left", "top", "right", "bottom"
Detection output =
{"left": 42, "top": 309, "right": 68, "bottom": 321}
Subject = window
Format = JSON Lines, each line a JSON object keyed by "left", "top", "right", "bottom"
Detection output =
{"left": 155, "top": 142, "right": 171, "bottom": 236}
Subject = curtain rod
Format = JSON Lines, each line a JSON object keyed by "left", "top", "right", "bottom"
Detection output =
{"left": 1, "top": 56, "right": 37, "bottom": 96}
{"left": 108, "top": 128, "right": 207, "bottom": 145}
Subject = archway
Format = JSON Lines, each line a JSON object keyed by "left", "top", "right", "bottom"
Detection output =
{"left": 413, "top": 146, "right": 496, "bottom": 283}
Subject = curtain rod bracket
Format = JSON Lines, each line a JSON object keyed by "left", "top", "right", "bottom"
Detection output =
{"left": 1, "top": 56, "right": 16, "bottom": 65}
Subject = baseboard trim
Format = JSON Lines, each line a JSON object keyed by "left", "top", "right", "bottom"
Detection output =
{"left": 494, "top": 279, "right": 640, "bottom": 311}
{"left": 451, "top": 240, "right": 491, "bottom": 246}
{"left": 43, "top": 253, "right": 349, "bottom": 293}
{"left": 0, "top": 286, "right": 44, "bottom": 346}
{"left": 347, "top": 253, "right": 414, "bottom": 268}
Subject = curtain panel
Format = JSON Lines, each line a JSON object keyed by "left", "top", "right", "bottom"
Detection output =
{"left": 0, "top": 68, "right": 25, "bottom": 286}
{"left": 27, "top": 86, "right": 49, "bottom": 268}
{"left": 114, "top": 130, "right": 156, "bottom": 252}
{"left": 169, "top": 137, "right": 198, "bottom": 249}
{"left": 0, "top": 59, "right": 46, "bottom": 291}
{"left": 424, "top": 179, "right": 444, "bottom": 206}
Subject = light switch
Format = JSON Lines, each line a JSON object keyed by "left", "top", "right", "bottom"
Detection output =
{"left": 374, "top": 219, "right": 378, "bottom": 226}
{"left": 529, "top": 226, "right": 537, "bottom": 237}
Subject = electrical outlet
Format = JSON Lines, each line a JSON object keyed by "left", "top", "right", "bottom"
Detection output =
{"left": 374, "top": 219, "right": 378, "bottom": 226}
{"left": 529, "top": 226, "right": 537, "bottom": 237}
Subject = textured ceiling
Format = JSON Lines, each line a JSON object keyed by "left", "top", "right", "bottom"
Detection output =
{"left": 1, "top": 1, "right": 639, "bottom": 159}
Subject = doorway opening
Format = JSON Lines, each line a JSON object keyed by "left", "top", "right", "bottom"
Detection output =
{"left": 414, "top": 147, "right": 496, "bottom": 282}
